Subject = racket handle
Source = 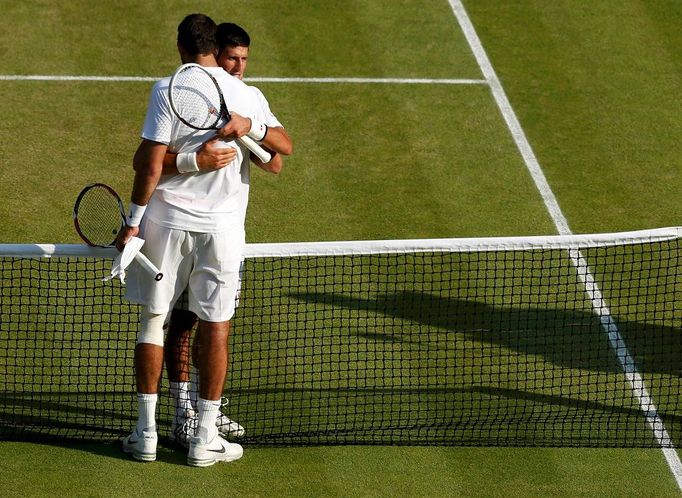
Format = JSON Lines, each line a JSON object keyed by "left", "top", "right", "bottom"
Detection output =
{"left": 135, "top": 251, "right": 163, "bottom": 281}
{"left": 239, "top": 135, "right": 272, "bottom": 163}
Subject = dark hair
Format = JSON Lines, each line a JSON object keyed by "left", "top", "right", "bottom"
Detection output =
{"left": 177, "top": 13, "right": 217, "bottom": 55}
{"left": 216, "top": 22, "right": 251, "bottom": 51}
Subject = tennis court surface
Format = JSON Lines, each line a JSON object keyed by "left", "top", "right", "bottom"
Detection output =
{"left": 1, "top": 1, "right": 681, "bottom": 496}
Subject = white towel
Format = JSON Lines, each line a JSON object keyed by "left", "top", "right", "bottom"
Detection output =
{"left": 103, "top": 236, "right": 146, "bottom": 283}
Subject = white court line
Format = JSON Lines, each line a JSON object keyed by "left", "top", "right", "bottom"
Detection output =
{"left": 0, "top": 75, "right": 157, "bottom": 82}
{"left": 0, "top": 74, "right": 486, "bottom": 85}
{"left": 3, "top": 14, "right": 679, "bottom": 483}
{"left": 448, "top": 0, "right": 682, "bottom": 490}
{"left": 247, "top": 77, "right": 486, "bottom": 85}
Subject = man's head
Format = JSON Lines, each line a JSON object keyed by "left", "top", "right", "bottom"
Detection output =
{"left": 216, "top": 23, "right": 251, "bottom": 80}
{"left": 177, "top": 13, "right": 218, "bottom": 60}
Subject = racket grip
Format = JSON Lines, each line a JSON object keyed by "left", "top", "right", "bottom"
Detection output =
{"left": 135, "top": 252, "right": 163, "bottom": 281}
{"left": 239, "top": 135, "right": 272, "bottom": 163}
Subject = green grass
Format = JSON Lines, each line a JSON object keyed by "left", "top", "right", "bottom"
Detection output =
{"left": 464, "top": 0, "right": 682, "bottom": 233}
{"left": 2, "top": 444, "right": 681, "bottom": 498}
{"left": 3, "top": 246, "right": 679, "bottom": 449}
{"left": 1, "top": 0, "right": 682, "bottom": 496}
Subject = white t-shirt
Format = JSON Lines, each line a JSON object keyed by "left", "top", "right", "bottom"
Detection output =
{"left": 250, "top": 86, "right": 283, "bottom": 130}
{"left": 239, "top": 85, "right": 285, "bottom": 226}
{"left": 141, "top": 67, "right": 265, "bottom": 232}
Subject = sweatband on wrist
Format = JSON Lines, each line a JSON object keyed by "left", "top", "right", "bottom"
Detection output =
{"left": 176, "top": 152, "right": 199, "bottom": 173}
{"left": 247, "top": 119, "right": 268, "bottom": 142}
{"left": 126, "top": 203, "right": 147, "bottom": 227}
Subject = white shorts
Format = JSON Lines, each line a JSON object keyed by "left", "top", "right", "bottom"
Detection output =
{"left": 124, "top": 218, "right": 245, "bottom": 322}
{"left": 175, "top": 260, "right": 244, "bottom": 312}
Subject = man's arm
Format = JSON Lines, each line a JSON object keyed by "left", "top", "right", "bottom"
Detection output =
{"left": 249, "top": 86, "right": 293, "bottom": 157}
{"left": 258, "top": 126, "right": 293, "bottom": 156}
{"left": 131, "top": 140, "right": 166, "bottom": 203}
{"left": 251, "top": 150, "right": 283, "bottom": 174}
{"left": 218, "top": 113, "right": 293, "bottom": 159}
{"left": 115, "top": 139, "right": 167, "bottom": 250}
{"left": 161, "top": 137, "right": 238, "bottom": 175}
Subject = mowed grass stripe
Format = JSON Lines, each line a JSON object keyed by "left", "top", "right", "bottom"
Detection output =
{"left": 1, "top": 0, "right": 681, "bottom": 496}
{"left": 0, "top": 75, "right": 487, "bottom": 85}
{"left": 453, "top": 0, "right": 682, "bottom": 487}
{"left": 0, "top": 81, "right": 557, "bottom": 244}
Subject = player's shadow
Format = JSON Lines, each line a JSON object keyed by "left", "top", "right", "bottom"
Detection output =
{"left": 0, "top": 393, "right": 186, "bottom": 462}
{"left": 286, "top": 289, "right": 682, "bottom": 376}
{"left": 0, "top": 437, "right": 188, "bottom": 464}
{"left": 3, "top": 289, "right": 680, "bottom": 448}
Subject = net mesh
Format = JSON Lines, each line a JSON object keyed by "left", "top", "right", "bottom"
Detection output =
{"left": 1, "top": 229, "right": 681, "bottom": 447}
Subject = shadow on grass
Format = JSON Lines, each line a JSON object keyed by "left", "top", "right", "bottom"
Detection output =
{"left": 1, "top": 438, "right": 189, "bottom": 464}
{"left": 285, "top": 289, "right": 682, "bottom": 377}
{"left": 1, "top": 288, "right": 680, "bottom": 447}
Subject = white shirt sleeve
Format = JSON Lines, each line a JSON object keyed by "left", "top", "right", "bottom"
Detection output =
{"left": 141, "top": 79, "right": 173, "bottom": 144}
{"left": 250, "top": 86, "right": 284, "bottom": 128}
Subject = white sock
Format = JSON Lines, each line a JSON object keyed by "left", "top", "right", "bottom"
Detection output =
{"left": 170, "top": 381, "right": 191, "bottom": 417}
{"left": 196, "top": 398, "right": 220, "bottom": 441}
{"left": 136, "top": 393, "right": 157, "bottom": 433}
{"left": 189, "top": 367, "right": 199, "bottom": 410}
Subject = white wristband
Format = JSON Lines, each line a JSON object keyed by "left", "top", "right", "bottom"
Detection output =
{"left": 126, "top": 203, "right": 147, "bottom": 227}
{"left": 247, "top": 119, "right": 268, "bottom": 142}
{"left": 176, "top": 152, "right": 199, "bottom": 173}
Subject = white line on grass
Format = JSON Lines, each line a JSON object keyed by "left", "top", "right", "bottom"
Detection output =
{"left": 448, "top": 0, "right": 682, "bottom": 489}
{"left": 0, "top": 74, "right": 486, "bottom": 85}
{"left": 247, "top": 77, "right": 487, "bottom": 85}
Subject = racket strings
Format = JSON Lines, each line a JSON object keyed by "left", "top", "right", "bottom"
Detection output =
{"left": 170, "top": 68, "right": 223, "bottom": 129}
{"left": 75, "top": 187, "right": 124, "bottom": 246}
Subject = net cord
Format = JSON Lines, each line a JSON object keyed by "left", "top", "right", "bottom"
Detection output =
{"left": 1, "top": 226, "right": 680, "bottom": 259}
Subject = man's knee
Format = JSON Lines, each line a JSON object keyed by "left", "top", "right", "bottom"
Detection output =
{"left": 137, "top": 308, "right": 167, "bottom": 346}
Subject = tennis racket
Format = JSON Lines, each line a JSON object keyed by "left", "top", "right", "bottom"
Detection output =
{"left": 168, "top": 63, "right": 272, "bottom": 163}
{"left": 73, "top": 183, "right": 163, "bottom": 281}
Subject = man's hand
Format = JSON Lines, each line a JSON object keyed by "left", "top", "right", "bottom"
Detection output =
{"left": 115, "top": 225, "right": 139, "bottom": 252}
{"left": 217, "top": 112, "right": 251, "bottom": 140}
{"left": 196, "top": 137, "right": 238, "bottom": 170}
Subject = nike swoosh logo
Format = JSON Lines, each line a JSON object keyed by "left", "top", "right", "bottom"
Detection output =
{"left": 208, "top": 446, "right": 227, "bottom": 454}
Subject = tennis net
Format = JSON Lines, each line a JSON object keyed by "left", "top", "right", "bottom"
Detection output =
{"left": 0, "top": 227, "right": 681, "bottom": 447}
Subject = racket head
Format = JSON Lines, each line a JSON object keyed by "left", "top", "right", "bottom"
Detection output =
{"left": 73, "top": 183, "right": 126, "bottom": 247}
{"left": 168, "top": 63, "right": 230, "bottom": 130}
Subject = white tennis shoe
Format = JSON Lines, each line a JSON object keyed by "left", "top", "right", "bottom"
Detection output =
{"left": 169, "top": 408, "right": 197, "bottom": 449}
{"left": 122, "top": 427, "right": 157, "bottom": 462}
{"left": 187, "top": 429, "right": 243, "bottom": 467}
{"left": 217, "top": 398, "right": 245, "bottom": 438}
{"left": 216, "top": 413, "right": 245, "bottom": 438}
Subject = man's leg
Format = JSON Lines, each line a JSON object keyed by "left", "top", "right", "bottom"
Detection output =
{"left": 122, "top": 308, "right": 166, "bottom": 462}
{"left": 195, "top": 320, "right": 228, "bottom": 443}
{"left": 187, "top": 319, "right": 243, "bottom": 467}
{"left": 165, "top": 308, "right": 198, "bottom": 445}
{"left": 166, "top": 308, "right": 197, "bottom": 387}
{"left": 197, "top": 320, "right": 229, "bottom": 400}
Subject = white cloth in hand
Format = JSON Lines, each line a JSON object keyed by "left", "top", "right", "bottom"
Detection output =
{"left": 103, "top": 236, "right": 146, "bottom": 283}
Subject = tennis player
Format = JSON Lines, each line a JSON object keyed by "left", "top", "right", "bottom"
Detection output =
{"left": 161, "top": 22, "right": 293, "bottom": 448}
{"left": 116, "top": 13, "right": 270, "bottom": 467}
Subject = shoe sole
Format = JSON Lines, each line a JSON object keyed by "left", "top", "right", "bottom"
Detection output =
{"left": 132, "top": 451, "right": 157, "bottom": 462}
{"left": 187, "top": 453, "right": 242, "bottom": 467}
{"left": 122, "top": 445, "right": 157, "bottom": 462}
{"left": 187, "top": 457, "right": 241, "bottom": 467}
{"left": 122, "top": 439, "right": 157, "bottom": 462}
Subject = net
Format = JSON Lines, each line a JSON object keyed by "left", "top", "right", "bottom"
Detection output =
{"left": 1, "top": 228, "right": 681, "bottom": 447}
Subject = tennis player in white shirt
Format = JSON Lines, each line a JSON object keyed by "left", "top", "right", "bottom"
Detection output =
{"left": 117, "top": 14, "right": 275, "bottom": 467}
{"left": 160, "top": 22, "right": 293, "bottom": 448}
